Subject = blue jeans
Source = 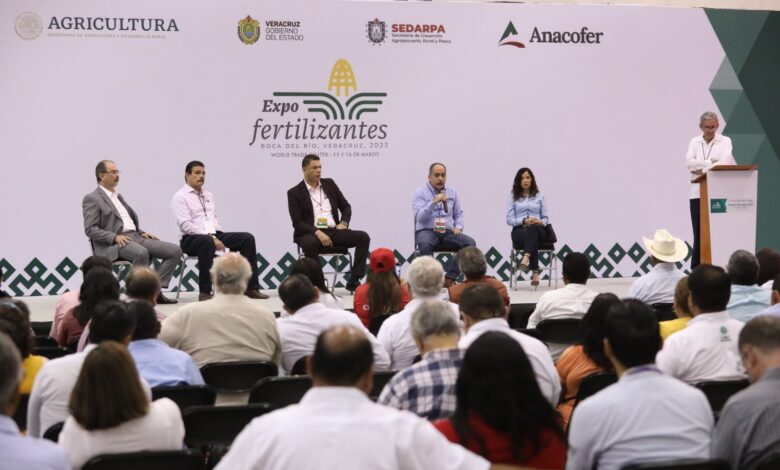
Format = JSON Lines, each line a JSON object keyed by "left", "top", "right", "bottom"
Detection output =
{"left": 415, "top": 229, "right": 476, "bottom": 280}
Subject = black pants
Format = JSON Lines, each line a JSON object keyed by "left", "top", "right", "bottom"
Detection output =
{"left": 690, "top": 199, "right": 700, "bottom": 269}
{"left": 296, "top": 228, "right": 370, "bottom": 280}
{"left": 511, "top": 225, "right": 546, "bottom": 271}
{"left": 180, "top": 232, "right": 260, "bottom": 293}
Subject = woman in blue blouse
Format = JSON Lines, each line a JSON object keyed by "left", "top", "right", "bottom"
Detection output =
{"left": 506, "top": 168, "right": 549, "bottom": 286}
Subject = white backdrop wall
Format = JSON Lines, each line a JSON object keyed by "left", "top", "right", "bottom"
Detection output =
{"left": 0, "top": 0, "right": 726, "bottom": 294}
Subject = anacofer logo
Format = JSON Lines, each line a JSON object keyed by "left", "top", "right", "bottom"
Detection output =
{"left": 249, "top": 59, "right": 388, "bottom": 147}
{"left": 238, "top": 15, "right": 260, "bottom": 45}
{"left": 499, "top": 21, "right": 604, "bottom": 47}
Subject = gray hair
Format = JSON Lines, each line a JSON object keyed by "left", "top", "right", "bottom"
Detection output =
{"left": 407, "top": 256, "right": 444, "bottom": 298}
{"left": 727, "top": 249, "right": 760, "bottom": 286}
{"left": 700, "top": 111, "right": 719, "bottom": 123}
{"left": 411, "top": 301, "right": 459, "bottom": 342}
{"left": 740, "top": 316, "right": 780, "bottom": 352}
{"left": 211, "top": 253, "right": 251, "bottom": 294}
{"left": 457, "top": 246, "right": 487, "bottom": 279}
{"left": 0, "top": 332, "right": 22, "bottom": 408}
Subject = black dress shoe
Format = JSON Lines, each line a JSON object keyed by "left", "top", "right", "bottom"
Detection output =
{"left": 245, "top": 289, "right": 269, "bottom": 300}
{"left": 345, "top": 280, "right": 361, "bottom": 293}
{"left": 156, "top": 293, "right": 178, "bottom": 305}
{"left": 198, "top": 292, "right": 213, "bottom": 301}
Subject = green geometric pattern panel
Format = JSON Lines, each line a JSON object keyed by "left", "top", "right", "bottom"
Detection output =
{"left": 0, "top": 242, "right": 693, "bottom": 296}
{"left": 706, "top": 9, "right": 780, "bottom": 252}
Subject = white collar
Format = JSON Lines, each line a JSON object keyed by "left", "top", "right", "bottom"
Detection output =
{"left": 468, "top": 317, "right": 509, "bottom": 334}
{"left": 99, "top": 185, "right": 117, "bottom": 198}
{"left": 305, "top": 179, "right": 321, "bottom": 192}
{"left": 688, "top": 311, "right": 731, "bottom": 325}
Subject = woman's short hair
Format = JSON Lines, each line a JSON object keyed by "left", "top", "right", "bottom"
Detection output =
{"left": 69, "top": 341, "right": 149, "bottom": 430}
{"left": 673, "top": 277, "right": 692, "bottom": 317}
{"left": 0, "top": 300, "right": 33, "bottom": 358}
{"left": 74, "top": 267, "right": 120, "bottom": 326}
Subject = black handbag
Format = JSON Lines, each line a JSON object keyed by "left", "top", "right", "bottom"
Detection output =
{"left": 544, "top": 224, "right": 557, "bottom": 243}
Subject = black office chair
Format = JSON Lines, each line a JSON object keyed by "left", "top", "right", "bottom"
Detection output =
{"left": 574, "top": 371, "right": 617, "bottom": 408}
{"left": 513, "top": 328, "right": 545, "bottom": 343}
{"left": 509, "top": 224, "right": 558, "bottom": 290}
{"left": 183, "top": 404, "right": 274, "bottom": 450}
{"left": 621, "top": 459, "right": 730, "bottom": 469}
{"left": 13, "top": 394, "right": 29, "bottom": 431}
{"left": 369, "top": 313, "right": 394, "bottom": 336}
{"left": 152, "top": 385, "right": 217, "bottom": 413}
{"left": 507, "top": 303, "right": 536, "bottom": 329}
{"left": 199, "top": 361, "right": 278, "bottom": 393}
{"left": 290, "top": 356, "right": 309, "bottom": 376}
{"left": 756, "top": 452, "right": 780, "bottom": 470}
{"left": 651, "top": 303, "right": 676, "bottom": 322}
{"left": 296, "top": 245, "right": 352, "bottom": 290}
{"left": 535, "top": 318, "right": 583, "bottom": 344}
{"left": 695, "top": 379, "right": 750, "bottom": 415}
{"left": 43, "top": 421, "right": 64, "bottom": 442}
{"left": 249, "top": 376, "right": 313, "bottom": 408}
{"left": 30, "top": 321, "right": 53, "bottom": 337}
{"left": 33, "top": 347, "right": 69, "bottom": 360}
{"left": 369, "top": 370, "right": 397, "bottom": 401}
{"left": 33, "top": 336, "right": 59, "bottom": 348}
{"left": 82, "top": 450, "right": 205, "bottom": 470}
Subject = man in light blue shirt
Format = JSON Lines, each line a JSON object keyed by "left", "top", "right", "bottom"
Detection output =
{"left": 727, "top": 250, "right": 771, "bottom": 322}
{"left": 127, "top": 301, "right": 204, "bottom": 387}
{"left": 567, "top": 300, "right": 713, "bottom": 470}
{"left": 412, "top": 163, "right": 476, "bottom": 283}
{"left": 0, "top": 332, "right": 69, "bottom": 470}
{"left": 628, "top": 229, "right": 687, "bottom": 305}
{"left": 756, "top": 276, "right": 780, "bottom": 318}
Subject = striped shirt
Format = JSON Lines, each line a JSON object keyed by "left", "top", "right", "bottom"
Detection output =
{"left": 713, "top": 367, "right": 780, "bottom": 470}
{"left": 377, "top": 348, "right": 462, "bottom": 420}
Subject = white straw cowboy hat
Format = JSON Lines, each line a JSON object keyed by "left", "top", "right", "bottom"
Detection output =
{"left": 642, "top": 229, "right": 688, "bottom": 263}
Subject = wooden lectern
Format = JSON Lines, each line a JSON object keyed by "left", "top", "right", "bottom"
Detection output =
{"left": 693, "top": 165, "right": 758, "bottom": 266}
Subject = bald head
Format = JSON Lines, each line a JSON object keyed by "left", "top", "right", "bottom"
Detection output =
{"left": 211, "top": 253, "right": 251, "bottom": 295}
{"left": 311, "top": 325, "right": 373, "bottom": 389}
{"left": 125, "top": 266, "right": 161, "bottom": 303}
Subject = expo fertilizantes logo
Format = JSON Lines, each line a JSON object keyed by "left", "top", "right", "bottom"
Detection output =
{"left": 249, "top": 59, "right": 389, "bottom": 147}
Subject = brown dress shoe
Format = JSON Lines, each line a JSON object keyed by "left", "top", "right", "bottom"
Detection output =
{"left": 198, "top": 292, "right": 213, "bottom": 301}
{"left": 245, "top": 289, "right": 269, "bottom": 300}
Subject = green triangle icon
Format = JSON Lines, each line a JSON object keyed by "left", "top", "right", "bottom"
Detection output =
{"left": 500, "top": 21, "right": 519, "bottom": 43}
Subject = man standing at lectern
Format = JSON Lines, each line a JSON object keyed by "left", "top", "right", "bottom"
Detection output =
{"left": 83, "top": 160, "right": 181, "bottom": 304}
{"left": 686, "top": 112, "right": 735, "bottom": 269}
{"left": 413, "top": 163, "right": 476, "bottom": 286}
{"left": 287, "top": 154, "right": 370, "bottom": 292}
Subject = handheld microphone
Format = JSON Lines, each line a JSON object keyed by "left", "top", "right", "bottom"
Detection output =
{"left": 439, "top": 188, "right": 448, "bottom": 214}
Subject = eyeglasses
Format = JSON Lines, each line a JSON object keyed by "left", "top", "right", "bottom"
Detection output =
{"left": 101, "top": 170, "right": 121, "bottom": 175}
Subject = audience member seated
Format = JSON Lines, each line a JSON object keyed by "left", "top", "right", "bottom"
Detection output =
{"left": 555, "top": 293, "right": 619, "bottom": 426}
{"left": 447, "top": 247, "right": 510, "bottom": 308}
{"left": 51, "top": 255, "right": 111, "bottom": 338}
{"left": 435, "top": 331, "right": 566, "bottom": 468}
{"left": 59, "top": 341, "right": 184, "bottom": 469}
{"left": 756, "top": 247, "right": 780, "bottom": 289}
{"left": 527, "top": 252, "right": 597, "bottom": 328}
{"left": 377, "top": 256, "right": 460, "bottom": 370}
{"left": 0, "top": 300, "right": 46, "bottom": 397}
{"left": 378, "top": 301, "right": 461, "bottom": 420}
{"left": 756, "top": 275, "right": 780, "bottom": 318}
{"left": 353, "top": 247, "right": 411, "bottom": 328}
{"left": 628, "top": 229, "right": 687, "bottom": 304}
{"left": 215, "top": 325, "right": 494, "bottom": 470}
{"left": 714, "top": 316, "right": 780, "bottom": 470}
{"left": 160, "top": 253, "right": 281, "bottom": 368}
{"left": 28, "top": 301, "right": 139, "bottom": 438}
{"left": 567, "top": 299, "right": 713, "bottom": 470}
{"left": 127, "top": 301, "right": 204, "bottom": 388}
{"left": 77, "top": 265, "right": 168, "bottom": 352}
{"left": 277, "top": 274, "right": 388, "bottom": 374}
{"left": 459, "top": 284, "right": 560, "bottom": 405}
{"left": 290, "top": 257, "right": 343, "bottom": 310}
{"left": 727, "top": 250, "right": 771, "bottom": 322}
{"left": 0, "top": 332, "right": 69, "bottom": 469}
{"left": 657, "top": 264, "right": 747, "bottom": 383}
{"left": 659, "top": 277, "right": 693, "bottom": 339}
{"left": 56, "top": 267, "right": 119, "bottom": 347}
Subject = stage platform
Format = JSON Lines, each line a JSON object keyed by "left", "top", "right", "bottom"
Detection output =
{"left": 21, "top": 277, "right": 636, "bottom": 323}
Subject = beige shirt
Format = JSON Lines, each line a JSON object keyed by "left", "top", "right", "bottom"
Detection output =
{"left": 159, "top": 294, "right": 281, "bottom": 368}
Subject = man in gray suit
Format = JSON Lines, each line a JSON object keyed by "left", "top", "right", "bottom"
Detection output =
{"left": 82, "top": 160, "right": 182, "bottom": 304}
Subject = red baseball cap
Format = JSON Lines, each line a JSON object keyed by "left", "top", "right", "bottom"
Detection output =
{"left": 370, "top": 248, "right": 396, "bottom": 273}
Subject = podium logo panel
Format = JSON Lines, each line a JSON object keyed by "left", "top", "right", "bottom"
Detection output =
{"left": 710, "top": 198, "right": 728, "bottom": 213}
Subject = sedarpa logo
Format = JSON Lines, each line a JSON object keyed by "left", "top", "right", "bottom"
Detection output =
{"left": 249, "top": 59, "right": 388, "bottom": 147}
{"left": 710, "top": 199, "right": 727, "bottom": 214}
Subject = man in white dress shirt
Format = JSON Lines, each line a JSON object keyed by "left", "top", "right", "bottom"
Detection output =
{"left": 277, "top": 274, "right": 389, "bottom": 374}
{"left": 527, "top": 252, "right": 598, "bottom": 328}
{"left": 656, "top": 264, "right": 747, "bottom": 383}
{"left": 686, "top": 111, "right": 736, "bottom": 268}
{"left": 459, "top": 283, "right": 560, "bottom": 405}
{"left": 377, "top": 256, "right": 460, "bottom": 370}
{"left": 216, "top": 325, "right": 501, "bottom": 470}
{"left": 567, "top": 299, "right": 713, "bottom": 470}
{"left": 628, "top": 229, "right": 687, "bottom": 305}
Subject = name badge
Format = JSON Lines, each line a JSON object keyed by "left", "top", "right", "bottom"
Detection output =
{"left": 203, "top": 219, "right": 216, "bottom": 234}
{"left": 434, "top": 218, "right": 446, "bottom": 234}
{"left": 316, "top": 217, "right": 329, "bottom": 229}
